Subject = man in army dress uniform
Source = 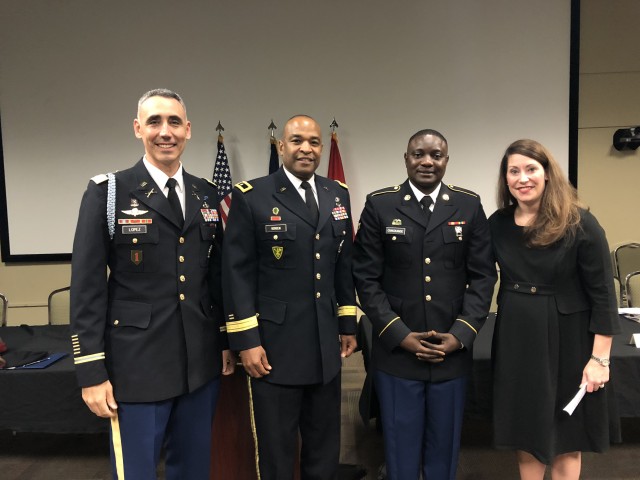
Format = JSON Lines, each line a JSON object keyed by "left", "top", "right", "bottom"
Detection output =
{"left": 222, "top": 115, "right": 358, "bottom": 480}
{"left": 353, "top": 129, "right": 496, "bottom": 480}
{"left": 70, "top": 88, "right": 234, "bottom": 479}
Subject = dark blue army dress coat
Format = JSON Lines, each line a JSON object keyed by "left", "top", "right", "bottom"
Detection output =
{"left": 353, "top": 180, "right": 496, "bottom": 381}
{"left": 70, "top": 159, "right": 227, "bottom": 402}
{"left": 222, "top": 167, "right": 357, "bottom": 386}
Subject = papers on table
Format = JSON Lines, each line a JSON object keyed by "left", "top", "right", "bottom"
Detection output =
{"left": 620, "top": 308, "right": 640, "bottom": 346}
{"left": 4, "top": 352, "right": 68, "bottom": 370}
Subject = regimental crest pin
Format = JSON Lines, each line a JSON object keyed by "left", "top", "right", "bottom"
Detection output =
{"left": 272, "top": 246, "right": 284, "bottom": 260}
{"left": 392, "top": 219, "right": 402, "bottom": 226}
{"left": 272, "top": 207, "right": 279, "bottom": 215}
{"left": 455, "top": 225, "right": 463, "bottom": 241}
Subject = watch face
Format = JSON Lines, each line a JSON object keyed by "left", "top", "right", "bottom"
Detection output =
{"left": 602, "top": 359, "right": 611, "bottom": 367}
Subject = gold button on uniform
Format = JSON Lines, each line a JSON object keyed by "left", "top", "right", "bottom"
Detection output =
{"left": 425, "top": 295, "right": 432, "bottom": 301}
{"left": 180, "top": 275, "right": 186, "bottom": 282}
{"left": 316, "top": 273, "right": 321, "bottom": 280}
{"left": 273, "top": 235, "right": 278, "bottom": 240}
{"left": 132, "top": 238, "right": 138, "bottom": 244}
{"left": 316, "top": 292, "right": 321, "bottom": 298}
{"left": 531, "top": 287, "right": 537, "bottom": 293}
{"left": 179, "top": 237, "right": 185, "bottom": 244}
{"left": 114, "top": 319, "right": 120, "bottom": 326}
{"left": 179, "top": 294, "right": 185, "bottom": 301}
{"left": 425, "top": 258, "right": 431, "bottom": 264}
{"left": 392, "top": 236, "right": 397, "bottom": 241}
{"left": 179, "top": 256, "right": 185, "bottom": 263}
{"left": 315, "top": 234, "right": 320, "bottom": 240}
{"left": 425, "top": 276, "right": 431, "bottom": 282}
{"left": 315, "top": 253, "right": 321, "bottom": 259}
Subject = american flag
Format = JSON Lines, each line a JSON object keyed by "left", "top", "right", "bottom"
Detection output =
{"left": 213, "top": 137, "right": 233, "bottom": 228}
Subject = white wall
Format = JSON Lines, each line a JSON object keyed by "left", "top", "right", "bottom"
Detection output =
{"left": 0, "top": 0, "right": 572, "bottom": 256}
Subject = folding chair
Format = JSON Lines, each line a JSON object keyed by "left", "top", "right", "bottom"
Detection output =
{"left": 48, "top": 286, "right": 71, "bottom": 325}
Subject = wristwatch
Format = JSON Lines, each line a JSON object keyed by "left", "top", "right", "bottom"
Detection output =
{"left": 590, "top": 354, "right": 610, "bottom": 367}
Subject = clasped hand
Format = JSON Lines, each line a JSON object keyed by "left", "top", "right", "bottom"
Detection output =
{"left": 400, "top": 331, "right": 462, "bottom": 363}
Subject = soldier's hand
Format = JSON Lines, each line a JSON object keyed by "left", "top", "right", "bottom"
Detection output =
{"left": 420, "top": 332, "right": 462, "bottom": 355}
{"left": 240, "top": 346, "right": 272, "bottom": 378}
{"left": 82, "top": 381, "right": 117, "bottom": 418}
{"left": 340, "top": 335, "right": 357, "bottom": 358}
{"left": 221, "top": 349, "right": 236, "bottom": 376}
{"left": 401, "top": 331, "right": 445, "bottom": 363}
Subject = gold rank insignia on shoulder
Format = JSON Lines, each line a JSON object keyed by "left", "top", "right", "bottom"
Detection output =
{"left": 272, "top": 246, "right": 283, "bottom": 260}
{"left": 392, "top": 219, "right": 402, "bottom": 226}
{"left": 447, "top": 185, "right": 478, "bottom": 197}
{"left": 371, "top": 185, "right": 400, "bottom": 197}
{"left": 335, "top": 180, "right": 348, "bottom": 189}
{"left": 235, "top": 181, "right": 253, "bottom": 193}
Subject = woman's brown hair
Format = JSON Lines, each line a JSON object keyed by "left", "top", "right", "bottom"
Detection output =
{"left": 497, "top": 139, "right": 584, "bottom": 247}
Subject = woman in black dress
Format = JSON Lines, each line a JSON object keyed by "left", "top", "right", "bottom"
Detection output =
{"left": 489, "top": 139, "right": 620, "bottom": 480}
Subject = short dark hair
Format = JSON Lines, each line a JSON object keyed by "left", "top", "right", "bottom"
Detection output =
{"left": 407, "top": 129, "right": 448, "bottom": 149}
{"left": 137, "top": 88, "right": 187, "bottom": 116}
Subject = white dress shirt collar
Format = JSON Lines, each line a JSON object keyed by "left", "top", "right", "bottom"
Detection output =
{"left": 283, "top": 167, "right": 318, "bottom": 203}
{"left": 143, "top": 156, "right": 185, "bottom": 197}
{"left": 408, "top": 180, "right": 441, "bottom": 211}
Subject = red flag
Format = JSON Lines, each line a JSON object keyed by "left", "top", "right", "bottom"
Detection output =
{"left": 327, "top": 132, "right": 346, "bottom": 183}
{"left": 327, "top": 131, "right": 354, "bottom": 238}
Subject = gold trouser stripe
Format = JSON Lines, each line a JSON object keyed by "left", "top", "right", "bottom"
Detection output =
{"left": 110, "top": 415, "right": 125, "bottom": 479}
{"left": 227, "top": 316, "right": 259, "bottom": 333}
{"left": 379, "top": 317, "right": 400, "bottom": 337}
{"left": 337, "top": 305, "right": 357, "bottom": 316}
{"left": 247, "top": 376, "right": 261, "bottom": 480}
{"left": 456, "top": 318, "right": 478, "bottom": 335}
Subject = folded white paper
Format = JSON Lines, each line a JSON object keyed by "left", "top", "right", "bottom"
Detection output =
{"left": 628, "top": 333, "right": 640, "bottom": 348}
{"left": 619, "top": 307, "right": 640, "bottom": 315}
{"left": 563, "top": 384, "right": 587, "bottom": 416}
